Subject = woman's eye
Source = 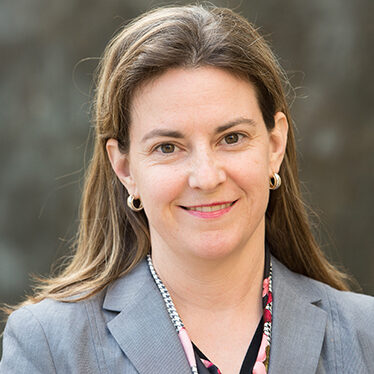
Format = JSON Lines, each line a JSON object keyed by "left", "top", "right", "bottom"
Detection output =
{"left": 223, "top": 133, "right": 241, "bottom": 144}
{"left": 157, "top": 143, "right": 175, "bottom": 153}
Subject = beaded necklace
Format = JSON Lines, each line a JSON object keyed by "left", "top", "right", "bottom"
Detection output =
{"left": 147, "top": 255, "right": 273, "bottom": 373}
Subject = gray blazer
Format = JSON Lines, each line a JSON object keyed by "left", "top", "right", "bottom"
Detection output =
{"left": 1, "top": 257, "right": 373, "bottom": 374}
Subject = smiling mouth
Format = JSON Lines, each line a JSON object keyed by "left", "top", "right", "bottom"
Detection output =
{"left": 181, "top": 200, "right": 237, "bottom": 212}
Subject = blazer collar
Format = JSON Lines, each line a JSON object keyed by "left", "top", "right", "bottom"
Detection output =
{"left": 103, "top": 256, "right": 328, "bottom": 374}
{"left": 103, "top": 260, "right": 191, "bottom": 374}
{"left": 269, "top": 257, "right": 328, "bottom": 374}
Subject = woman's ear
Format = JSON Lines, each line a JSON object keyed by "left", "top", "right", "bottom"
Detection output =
{"left": 106, "top": 138, "right": 138, "bottom": 197}
{"left": 268, "top": 112, "right": 289, "bottom": 174}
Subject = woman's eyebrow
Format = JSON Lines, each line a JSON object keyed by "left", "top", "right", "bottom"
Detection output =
{"left": 141, "top": 129, "right": 184, "bottom": 143}
{"left": 141, "top": 117, "right": 256, "bottom": 143}
{"left": 215, "top": 117, "right": 256, "bottom": 134}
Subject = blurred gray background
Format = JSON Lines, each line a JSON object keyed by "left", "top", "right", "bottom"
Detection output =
{"left": 0, "top": 0, "right": 373, "bottom": 346}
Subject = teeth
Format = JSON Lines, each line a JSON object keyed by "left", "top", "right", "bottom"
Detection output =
{"left": 186, "top": 203, "right": 232, "bottom": 212}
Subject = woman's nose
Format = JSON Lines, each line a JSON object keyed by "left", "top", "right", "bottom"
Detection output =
{"left": 188, "top": 150, "right": 226, "bottom": 191}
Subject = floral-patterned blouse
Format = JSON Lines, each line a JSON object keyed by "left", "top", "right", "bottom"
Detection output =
{"left": 147, "top": 250, "right": 273, "bottom": 374}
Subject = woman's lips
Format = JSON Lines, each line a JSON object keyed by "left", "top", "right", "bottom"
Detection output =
{"left": 180, "top": 200, "right": 237, "bottom": 218}
{"left": 185, "top": 201, "right": 233, "bottom": 212}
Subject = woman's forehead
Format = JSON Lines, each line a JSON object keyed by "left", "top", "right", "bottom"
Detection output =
{"left": 130, "top": 66, "right": 261, "bottom": 125}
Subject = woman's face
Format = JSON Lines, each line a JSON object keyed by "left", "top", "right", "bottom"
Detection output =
{"left": 107, "top": 67, "right": 288, "bottom": 261}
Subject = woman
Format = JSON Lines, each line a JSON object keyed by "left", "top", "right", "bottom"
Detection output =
{"left": 1, "top": 5, "right": 373, "bottom": 374}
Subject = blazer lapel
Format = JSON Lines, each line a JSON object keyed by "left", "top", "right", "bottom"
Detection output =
{"left": 269, "top": 258, "right": 328, "bottom": 374}
{"left": 103, "top": 260, "right": 191, "bottom": 374}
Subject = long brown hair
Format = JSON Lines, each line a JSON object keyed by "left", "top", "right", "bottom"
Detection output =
{"left": 7, "top": 4, "right": 350, "bottom": 313}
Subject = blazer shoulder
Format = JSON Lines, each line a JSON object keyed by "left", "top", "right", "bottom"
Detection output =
{"left": 1, "top": 295, "right": 105, "bottom": 373}
{"left": 321, "top": 283, "right": 374, "bottom": 330}
{"left": 3, "top": 295, "right": 100, "bottom": 346}
{"left": 296, "top": 266, "right": 374, "bottom": 325}
{"left": 1, "top": 305, "right": 58, "bottom": 373}
{"left": 272, "top": 255, "right": 374, "bottom": 319}
{"left": 320, "top": 283, "right": 374, "bottom": 371}
{"left": 8, "top": 295, "right": 96, "bottom": 331}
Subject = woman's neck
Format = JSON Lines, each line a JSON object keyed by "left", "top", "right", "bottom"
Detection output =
{"left": 151, "top": 237, "right": 265, "bottom": 316}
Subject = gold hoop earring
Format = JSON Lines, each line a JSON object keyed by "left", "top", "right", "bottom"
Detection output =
{"left": 127, "top": 195, "right": 143, "bottom": 211}
{"left": 269, "top": 173, "right": 281, "bottom": 190}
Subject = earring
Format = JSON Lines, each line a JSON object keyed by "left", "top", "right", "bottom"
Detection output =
{"left": 269, "top": 172, "right": 281, "bottom": 190}
{"left": 127, "top": 195, "right": 143, "bottom": 211}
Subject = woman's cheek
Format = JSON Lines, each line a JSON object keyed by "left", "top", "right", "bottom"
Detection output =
{"left": 141, "top": 167, "right": 186, "bottom": 204}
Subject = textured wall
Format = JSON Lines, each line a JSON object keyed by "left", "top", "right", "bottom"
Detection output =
{"left": 0, "top": 0, "right": 373, "bottom": 340}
